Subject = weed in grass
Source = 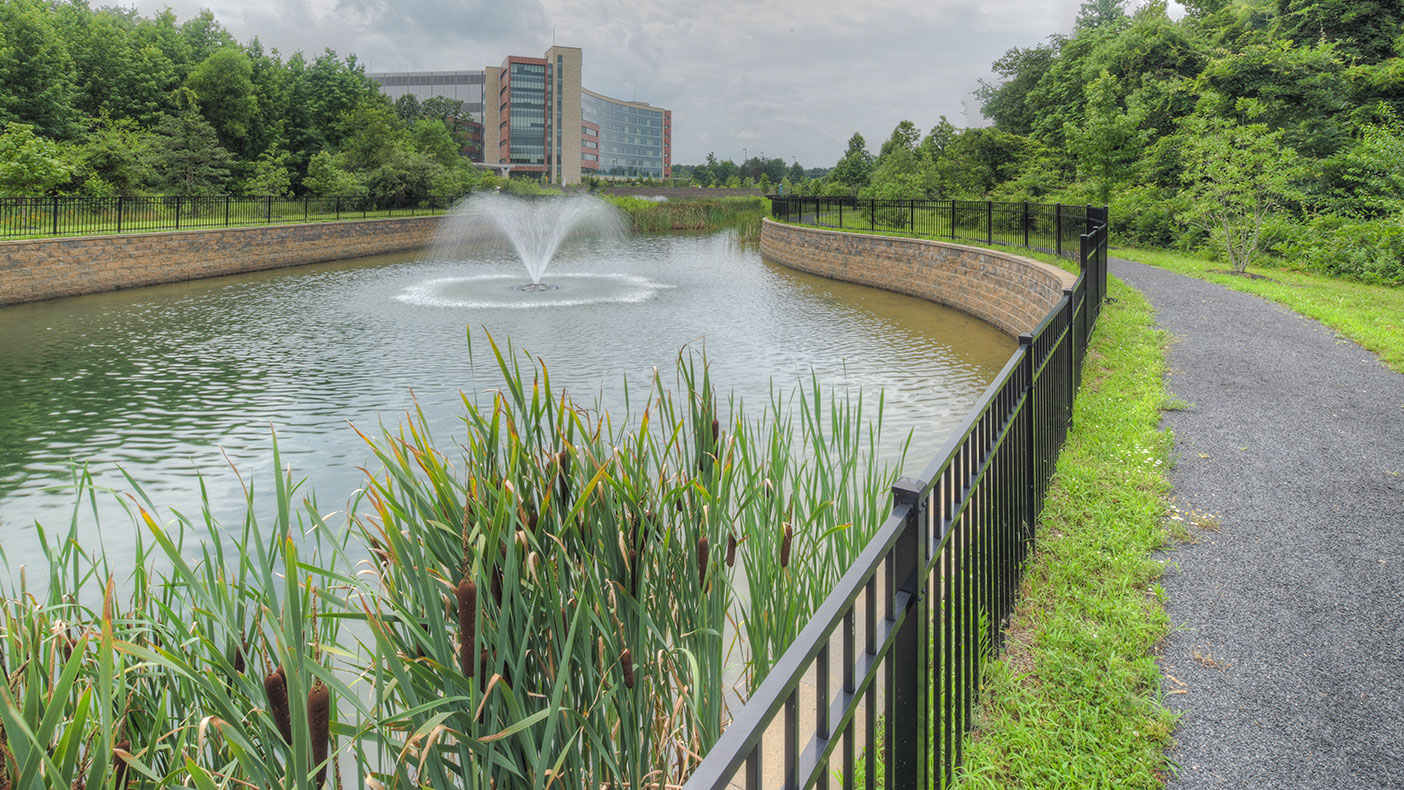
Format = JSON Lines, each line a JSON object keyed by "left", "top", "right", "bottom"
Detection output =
{"left": 1191, "top": 644, "right": 1231, "bottom": 671}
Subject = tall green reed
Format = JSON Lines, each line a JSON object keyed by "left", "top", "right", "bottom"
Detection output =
{"left": 0, "top": 339, "right": 898, "bottom": 788}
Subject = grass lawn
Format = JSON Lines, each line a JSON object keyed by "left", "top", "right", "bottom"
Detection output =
{"left": 956, "top": 274, "right": 1177, "bottom": 788}
{"left": 1117, "top": 248, "right": 1404, "bottom": 374}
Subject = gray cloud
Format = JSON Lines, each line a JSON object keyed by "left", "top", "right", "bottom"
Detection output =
{"left": 135, "top": 0, "right": 1158, "bottom": 167}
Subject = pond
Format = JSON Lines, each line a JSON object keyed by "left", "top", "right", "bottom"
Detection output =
{"left": 0, "top": 228, "right": 1014, "bottom": 569}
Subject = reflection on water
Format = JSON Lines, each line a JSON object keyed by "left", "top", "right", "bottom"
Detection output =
{"left": 0, "top": 231, "right": 1014, "bottom": 567}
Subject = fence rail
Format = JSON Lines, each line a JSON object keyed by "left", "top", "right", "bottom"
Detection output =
{"left": 769, "top": 196, "right": 1097, "bottom": 261}
{"left": 686, "top": 199, "right": 1109, "bottom": 789}
{"left": 0, "top": 194, "right": 465, "bottom": 240}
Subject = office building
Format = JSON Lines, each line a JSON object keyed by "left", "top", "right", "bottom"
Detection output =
{"left": 369, "top": 46, "right": 671, "bottom": 184}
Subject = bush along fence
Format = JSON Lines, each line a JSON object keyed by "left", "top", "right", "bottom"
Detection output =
{"left": 685, "top": 201, "right": 1110, "bottom": 789}
{"left": 770, "top": 195, "right": 1100, "bottom": 263}
{"left": 0, "top": 194, "right": 465, "bottom": 240}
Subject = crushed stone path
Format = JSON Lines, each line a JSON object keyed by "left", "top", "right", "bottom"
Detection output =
{"left": 1109, "top": 258, "right": 1404, "bottom": 789}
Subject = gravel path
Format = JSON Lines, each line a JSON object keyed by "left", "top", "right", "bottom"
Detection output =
{"left": 1110, "top": 258, "right": 1404, "bottom": 789}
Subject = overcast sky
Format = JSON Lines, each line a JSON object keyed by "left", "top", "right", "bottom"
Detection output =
{"left": 132, "top": 0, "right": 1179, "bottom": 167}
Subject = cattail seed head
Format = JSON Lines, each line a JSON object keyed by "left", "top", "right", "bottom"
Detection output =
{"left": 621, "top": 648, "right": 635, "bottom": 689}
{"left": 113, "top": 740, "right": 131, "bottom": 789}
{"left": 264, "top": 667, "right": 292, "bottom": 745}
{"left": 369, "top": 537, "right": 390, "bottom": 566}
{"left": 308, "top": 681, "right": 331, "bottom": 787}
{"left": 232, "top": 644, "right": 245, "bottom": 675}
{"left": 527, "top": 508, "right": 539, "bottom": 534}
{"left": 456, "top": 579, "right": 477, "bottom": 678}
{"left": 711, "top": 418, "right": 720, "bottom": 442}
{"left": 696, "top": 536, "right": 710, "bottom": 586}
{"left": 780, "top": 523, "right": 794, "bottom": 569}
{"left": 629, "top": 548, "right": 640, "bottom": 597}
{"left": 726, "top": 532, "right": 737, "bottom": 567}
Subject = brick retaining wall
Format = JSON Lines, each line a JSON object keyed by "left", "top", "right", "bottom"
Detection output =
{"left": 759, "top": 219, "right": 1076, "bottom": 337}
{"left": 0, "top": 216, "right": 440, "bottom": 306}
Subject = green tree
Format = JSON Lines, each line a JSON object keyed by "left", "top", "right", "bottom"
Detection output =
{"left": 1077, "top": 0, "right": 1128, "bottom": 31}
{"left": 71, "top": 114, "right": 153, "bottom": 195}
{"left": 878, "top": 120, "right": 921, "bottom": 159}
{"left": 394, "top": 94, "right": 423, "bottom": 121}
{"left": 1177, "top": 114, "right": 1304, "bottom": 272}
{"left": 1065, "top": 69, "right": 1147, "bottom": 204}
{"left": 146, "top": 88, "right": 234, "bottom": 195}
{"left": 302, "top": 150, "right": 361, "bottom": 195}
{"left": 978, "top": 42, "right": 1060, "bottom": 136}
{"left": 0, "top": 122, "right": 74, "bottom": 194}
{"left": 240, "top": 145, "right": 293, "bottom": 195}
{"left": 830, "top": 132, "right": 874, "bottom": 193}
{"left": 0, "top": 0, "right": 79, "bottom": 138}
{"left": 186, "top": 47, "right": 258, "bottom": 152}
{"left": 1275, "top": 0, "right": 1402, "bottom": 63}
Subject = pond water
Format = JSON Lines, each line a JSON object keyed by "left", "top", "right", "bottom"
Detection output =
{"left": 0, "top": 230, "right": 1014, "bottom": 569}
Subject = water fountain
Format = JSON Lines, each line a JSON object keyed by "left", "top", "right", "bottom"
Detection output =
{"left": 427, "top": 192, "right": 629, "bottom": 287}
{"left": 398, "top": 191, "right": 667, "bottom": 310}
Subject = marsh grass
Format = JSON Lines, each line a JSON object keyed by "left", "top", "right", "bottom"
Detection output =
{"left": 0, "top": 337, "right": 897, "bottom": 788}
{"left": 603, "top": 196, "right": 769, "bottom": 233}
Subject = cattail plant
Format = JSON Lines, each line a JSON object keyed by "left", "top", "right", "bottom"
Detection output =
{"left": 696, "top": 536, "right": 710, "bottom": 586}
{"left": 308, "top": 681, "right": 330, "bottom": 787}
{"left": 113, "top": 740, "right": 131, "bottom": 789}
{"left": 264, "top": 667, "right": 292, "bottom": 745}
{"left": 621, "top": 648, "right": 635, "bottom": 689}
{"left": 456, "top": 579, "right": 477, "bottom": 678}
{"left": 726, "top": 532, "right": 737, "bottom": 567}
{"left": 780, "top": 523, "right": 794, "bottom": 569}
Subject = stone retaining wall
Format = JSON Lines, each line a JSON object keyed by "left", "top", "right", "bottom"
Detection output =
{"left": 0, "top": 217, "right": 440, "bottom": 306}
{"left": 759, "top": 219, "right": 1076, "bottom": 337}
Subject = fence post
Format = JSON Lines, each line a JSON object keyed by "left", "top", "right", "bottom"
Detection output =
{"left": 839, "top": 198, "right": 843, "bottom": 228}
{"left": 1055, "top": 203, "right": 1063, "bottom": 258}
{"left": 891, "top": 476, "right": 929, "bottom": 790}
{"left": 116, "top": 196, "right": 123, "bottom": 235}
{"left": 174, "top": 197, "right": 181, "bottom": 230}
{"left": 909, "top": 199, "right": 915, "bottom": 234}
{"left": 950, "top": 200, "right": 956, "bottom": 240}
{"left": 267, "top": 195, "right": 273, "bottom": 224}
{"left": 1020, "top": 333, "right": 1037, "bottom": 545}
{"left": 335, "top": 196, "right": 341, "bottom": 221}
{"left": 870, "top": 198, "right": 875, "bottom": 232}
{"left": 1023, "top": 201, "right": 1029, "bottom": 248}
{"left": 304, "top": 196, "right": 309, "bottom": 222}
{"left": 1064, "top": 287, "right": 1076, "bottom": 427}
{"left": 52, "top": 196, "right": 59, "bottom": 236}
{"left": 986, "top": 201, "right": 993, "bottom": 244}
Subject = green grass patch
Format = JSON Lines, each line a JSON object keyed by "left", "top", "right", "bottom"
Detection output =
{"left": 1120, "top": 247, "right": 1404, "bottom": 374}
{"left": 956, "top": 275, "right": 1176, "bottom": 789}
{"left": 602, "top": 195, "right": 768, "bottom": 232}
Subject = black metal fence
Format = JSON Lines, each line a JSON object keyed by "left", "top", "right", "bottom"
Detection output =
{"left": 686, "top": 201, "right": 1109, "bottom": 789}
{"left": 770, "top": 196, "right": 1098, "bottom": 262}
{"left": 0, "top": 194, "right": 465, "bottom": 240}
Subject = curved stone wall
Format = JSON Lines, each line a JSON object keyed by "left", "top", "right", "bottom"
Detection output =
{"left": 0, "top": 216, "right": 439, "bottom": 306}
{"left": 759, "top": 218, "right": 1077, "bottom": 337}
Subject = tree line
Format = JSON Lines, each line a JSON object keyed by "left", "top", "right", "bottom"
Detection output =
{"left": 0, "top": 0, "right": 487, "bottom": 199}
{"left": 803, "top": 0, "right": 1404, "bottom": 285}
